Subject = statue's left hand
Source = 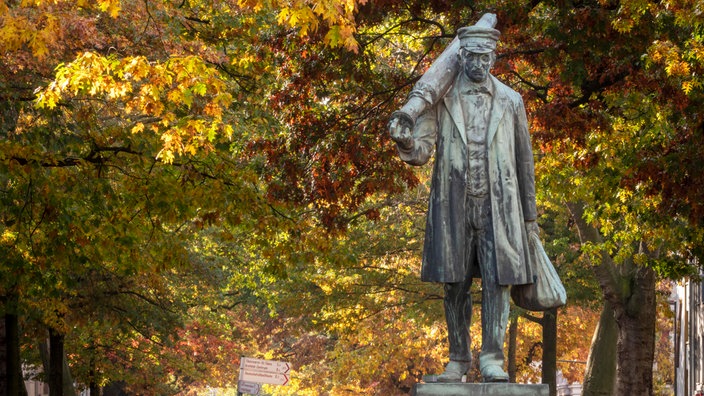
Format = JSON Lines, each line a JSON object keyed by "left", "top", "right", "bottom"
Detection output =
{"left": 525, "top": 220, "right": 540, "bottom": 237}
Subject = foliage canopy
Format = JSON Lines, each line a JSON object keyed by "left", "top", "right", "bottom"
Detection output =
{"left": 1, "top": 0, "right": 701, "bottom": 393}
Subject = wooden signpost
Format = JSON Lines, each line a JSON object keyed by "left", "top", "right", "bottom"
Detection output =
{"left": 237, "top": 357, "right": 291, "bottom": 395}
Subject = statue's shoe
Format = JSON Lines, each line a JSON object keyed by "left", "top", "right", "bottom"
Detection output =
{"left": 437, "top": 360, "right": 472, "bottom": 383}
{"left": 481, "top": 364, "right": 509, "bottom": 382}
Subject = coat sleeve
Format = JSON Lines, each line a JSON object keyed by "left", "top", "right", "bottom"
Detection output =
{"left": 397, "top": 106, "right": 438, "bottom": 166}
{"left": 514, "top": 96, "right": 537, "bottom": 221}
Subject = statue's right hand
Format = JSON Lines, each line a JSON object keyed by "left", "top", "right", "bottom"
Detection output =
{"left": 388, "top": 112, "right": 414, "bottom": 150}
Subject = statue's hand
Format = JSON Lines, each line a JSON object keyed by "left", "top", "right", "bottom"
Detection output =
{"left": 525, "top": 220, "right": 540, "bottom": 237}
{"left": 388, "top": 112, "right": 414, "bottom": 150}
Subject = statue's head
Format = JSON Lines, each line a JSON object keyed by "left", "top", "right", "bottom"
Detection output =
{"left": 457, "top": 19, "right": 500, "bottom": 83}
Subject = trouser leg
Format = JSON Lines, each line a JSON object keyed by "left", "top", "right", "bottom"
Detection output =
{"left": 479, "top": 269, "right": 510, "bottom": 370}
{"left": 476, "top": 219, "right": 510, "bottom": 371}
{"left": 444, "top": 279, "right": 473, "bottom": 362}
{"left": 464, "top": 194, "right": 510, "bottom": 371}
{"left": 441, "top": 194, "right": 482, "bottom": 364}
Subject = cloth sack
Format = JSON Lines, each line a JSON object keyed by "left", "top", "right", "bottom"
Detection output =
{"left": 511, "top": 233, "right": 566, "bottom": 311}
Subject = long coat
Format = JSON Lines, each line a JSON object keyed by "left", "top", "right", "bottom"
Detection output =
{"left": 398, "top": 74, "right": 537, "bottom": 285}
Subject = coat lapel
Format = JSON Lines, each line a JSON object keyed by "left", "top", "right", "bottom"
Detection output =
{"left": 443, "top": 80, "right": 466, "bottom": 145}
{"left": 486, "top": 75, "right": 508, "bottom": 145}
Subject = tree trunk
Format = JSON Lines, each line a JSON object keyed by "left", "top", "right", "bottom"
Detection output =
{"left": 507, "top": 315, "right": 518, "bottom": 382}
{"left": 613, "top": 266, "right": 656, "bottom": 395}
{"left": 582, "top": 301, "right": 618, "bottom": 396}
{"left": 6, "top": 313, "right": 24, "bottom": 396}
{"left": 541, "top": 308, "right": 557, "bottom": 396}
{"left": 48, "top": 330, "right": 64, "bottom": 396}
{"left": 1, "top": 311, "right": 6, "bottom": 396}
{"left": 41, "top": 335, "right": 76, "bottom": 396}
{"left": 89, "top": 353, "right": 100, "bottom": 396}
{"left": 90, "top": 379, "right": 100, "bottom": 396}
{"left": 567, "top": 202, "right": 657, "bottom": 395}
{"left": 3, "top": 294, "right": 28, "bottom": 396}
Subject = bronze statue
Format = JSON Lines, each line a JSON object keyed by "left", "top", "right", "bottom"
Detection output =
{"left": 388, "top": 14, "right": 546, "bottom": 383}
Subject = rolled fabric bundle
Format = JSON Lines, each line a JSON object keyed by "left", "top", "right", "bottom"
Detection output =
{"left": 390, "top": 13, "right": 497, "bottom": 128}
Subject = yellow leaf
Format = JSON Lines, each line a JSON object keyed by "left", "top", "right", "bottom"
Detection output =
{"left": 131, "top": 122, "right": 145, "bottom": 134}
{"left": 98, "top": 0, "right": 121, "bottom": 18}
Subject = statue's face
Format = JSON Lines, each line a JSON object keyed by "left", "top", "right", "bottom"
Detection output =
{"left": 460, "top": 49, "right": 495, "bottom": 83}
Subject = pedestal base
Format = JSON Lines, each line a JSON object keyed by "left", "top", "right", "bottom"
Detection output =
{"left": 411, "top": 383, "right": 549, "bottom": 396}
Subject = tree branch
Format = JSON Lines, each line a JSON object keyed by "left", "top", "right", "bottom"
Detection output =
{"left": 506, "top": 69, "right": 549, "bottom": 102}
{"left": 570, "top": 70, "right": 629, "bottom": 108}
{"left": 565, "top": 201, "right": 625, "bottom": 307}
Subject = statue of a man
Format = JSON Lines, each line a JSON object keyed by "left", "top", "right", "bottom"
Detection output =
{"left": 388, "top": 15, "right": 540, "bottom": 383}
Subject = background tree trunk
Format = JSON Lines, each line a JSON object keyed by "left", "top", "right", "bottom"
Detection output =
{"left": 48, "top": 330, "right": 64, "bottom": 396}
{"left": 582, "top": 301, "right": 617, "bottom": 396}
{"left": 6, "top": 313, "right": 24, "bottom": 396}
{"left": 2, "top": 105, "right": 23, "bottom": 396}
{"left": 3, "top": 294, "right": 27, "bottom": 396}
{"left": 42, "top": 331, "right": 76, "bottom": 396}
{"left": 89, "top": 354, "right": 100, "bottom": 396}
{"left": 1, "top": 311, "right": 6, "bottom": 396}
{"left": 613, "top": 266, "right": 656, "bottom": 395}
{"left": 541, "top": 308, "right": 558, "bottom": 396}
{"left": 507, "top": 315, "right": 518, "bottom": 383}
{"left": 567, "top": 202, "right": 657, "bottom": 394}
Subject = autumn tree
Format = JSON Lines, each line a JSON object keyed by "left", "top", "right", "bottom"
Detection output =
{"left": 1, "top": 0, "right": 413, "bottom": 393}
{"left": 3, "top": 0, "right": 702, "bottom": 394}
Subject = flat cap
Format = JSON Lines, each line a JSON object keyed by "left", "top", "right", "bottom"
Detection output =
{"left": 457, "top": 13, "right": 500, "bottom": 53}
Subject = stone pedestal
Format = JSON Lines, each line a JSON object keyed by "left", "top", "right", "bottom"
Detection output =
{"left": 411, "top": 383, "right": 549, "bottom": 396}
